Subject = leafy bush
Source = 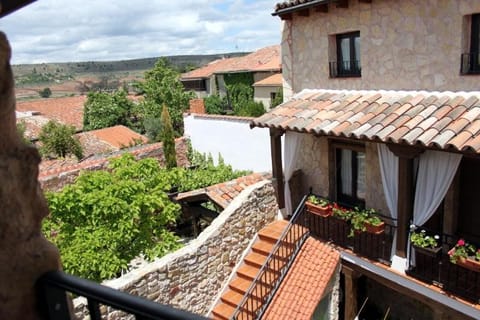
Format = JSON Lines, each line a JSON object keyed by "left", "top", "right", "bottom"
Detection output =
{"left": 204, "top": 94, "right": 226, "bottom": 114}
{"left": 39, "top": 87, "right": 52, "bottom": 98}
{"left": 83, "top": 89, "right": 135, "bottom": 131}
{"left": 39, "top": 120, "right": 83, "bottom": 159}
{"left": 236, "top": 100, "right": 265, "bottom": 117}
{"left": 43, "top": 152, "right": 249, "bottom": 282}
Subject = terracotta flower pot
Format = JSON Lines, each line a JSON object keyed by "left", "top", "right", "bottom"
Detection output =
{"left": 305, "top": 201, "right": 331, "bottom": 217}
{"left": 364, "top": 221, "right": 385, "bottom": 234}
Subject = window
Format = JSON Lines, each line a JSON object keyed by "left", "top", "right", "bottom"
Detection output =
{"left": 335, "top": 146, "right": 365, "bottom": 207}
{"left": 330, "top": 31, "right": 361, "bottom": 77}
{"left": 461, "top": 14, "right": 480, "bottom": 74}
{"left": 182, "top": 79, "right": 206, "bottom": 91}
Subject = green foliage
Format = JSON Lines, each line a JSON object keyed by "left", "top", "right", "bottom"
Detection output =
{"left": 271, "top": 88, "right": 284, "bottom": 108}
{"left": 43, "top": 152, "right": 248, "bottom": 282}
{"left": 143, "top": 117, "right": 162, "bottom": 141}
{"left": 137, "top": 58, "right": 194, "bottom": 137}
{"left": 39, "top": 120, "right": 83, "bottom": 159}
{"left": 39, "top": 87, "right": 52, "bottom": 98}
{"left": 236, "top": 100, "right": 266, "bottom": 117}
{"left": 160, "top": 105, "right": 177, "bottom": 169}
{"left": 16, "top": 121, "right": 31, "bottom": 145}
{"left": 410, "top": 229, "right": 440, "bottom": 249}
{"left": 44, "top": 155, "right": 181, "bottom": 281}
{"left": 204, "top": 94, "right": 226, "bottom": 114}
{"left": 223, "top": 72, "right": 254, "bottom": 87}
{"left": 83, "top": 90, "right": 135, "bottom": 131}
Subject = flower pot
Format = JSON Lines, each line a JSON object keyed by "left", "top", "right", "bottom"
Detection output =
{"left": 414, "top": 245, "right": 441, "bottom": 258}
{"left": 305, "top": 201, "right": 331, "bottom": 217}
{"left": 457, "top": 257, "right": 480, "bottom": 272}
{"left": 365, "top": 221, "right": 385, "bottom": 234}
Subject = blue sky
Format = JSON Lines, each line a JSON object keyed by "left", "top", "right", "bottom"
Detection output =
{"left": 0, "top": 0, "right": 281, "bottom": 64}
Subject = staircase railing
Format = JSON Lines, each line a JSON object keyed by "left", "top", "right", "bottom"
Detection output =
{"left": 232, "top": 195, "right": 310, "bottom": 320}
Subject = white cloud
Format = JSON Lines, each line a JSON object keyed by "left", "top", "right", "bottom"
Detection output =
{"left": 0, "top": 0, "right": 281, "bottom": 64}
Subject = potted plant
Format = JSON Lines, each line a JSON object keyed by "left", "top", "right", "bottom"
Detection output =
{"left": 349, "top": 208, "right": 385, "bottom": 237}
{"left": 410, "top": 226, "right": 441, "bottom": 257}
{"left": 305, "top": 195, "right": 331, "bottom": 217}
{"left": 448, "top": 239, "right": 480, "bottom": 272}
{"left": 329, "top": 203, "right": 352, "bottom": 247}
{"left": 331, "top": 203, "right": 352, "bottom": 221}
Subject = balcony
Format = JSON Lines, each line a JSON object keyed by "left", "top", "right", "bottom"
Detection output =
{"left": 301, "top": 198, "right": 396, "bottom": 266}
{"left": 460, "top": 53, "right": 480, "bottom": 75}
{"left": 406, "top": 228, "right": 480, "bottom": 304}
{"left": 329, "top": 60, "right": 361, "bottom": 78}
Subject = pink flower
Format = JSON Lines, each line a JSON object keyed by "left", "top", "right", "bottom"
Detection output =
{"left": 457, "top": 239, "right": 465, "bottom": 246}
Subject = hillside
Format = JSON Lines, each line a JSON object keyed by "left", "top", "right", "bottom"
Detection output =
{"left": 13, "top": 52, "right": 249, "bottom": 100}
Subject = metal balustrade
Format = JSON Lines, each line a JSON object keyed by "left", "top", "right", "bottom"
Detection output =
{"left": 37, "top": 270, "right": 207, "bottom": 320}
{"left": 460, "top": 52, "right": 480, "bottom": 75}
{"left": 406, "top": 227, "right": 480, "bottom": 304}
{"left": 231, "top": 195, "right": 310, "bottom": 320}
{"left": 329, "top": 60, "right": 361, "bottom": 77}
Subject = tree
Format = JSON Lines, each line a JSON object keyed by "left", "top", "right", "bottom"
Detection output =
{"left": 83, "top": 89, "right": 135, "bottom": 131}
{"left": 137, "top": 58, "right": 194, "bottom": 137}
{"left": 44, "top": 155, "right": 181, "bottom": 281}
{"left": 271, "top": 88, "right": 284, "bottom": 108}
{"left": 38, "top": 120, "right": 83, "bottom": 159}
{"left": 39, "top": 87, "right": 52, "bottom": 98}
{"left": 160, "top": 105, "right": 177, "bottom": 169}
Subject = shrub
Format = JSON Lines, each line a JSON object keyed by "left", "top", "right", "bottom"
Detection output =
{"left": 39, "top": 87, "right": 52, "bottom": 98}
{"left": 160, "top": 105, "right": 177, "bottom": 169}
{"left": 38, "top": 120, "right": 83, "bottom": 159}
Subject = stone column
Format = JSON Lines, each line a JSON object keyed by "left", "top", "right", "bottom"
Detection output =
{"left": 0, "top": 32, "right": 61, "bottom": 319}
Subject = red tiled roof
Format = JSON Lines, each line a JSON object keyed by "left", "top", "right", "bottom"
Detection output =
{"left": 253, "top": 73, "right": 283, "bottom": 87}
{"left": 84, "top": 125, "right": 148, "bottom": 149}
{"left": 263, "top": 237, "right": 340, "bottom": 320}
{"left": 181, "top": 45, "right": 281, "bottom": 80}
{"left": 251, "top": 89, "right": 480, "bottom": 154}
{"left": 274, "top": 0, "right": 328, "bottom": 14}
{"left": 16, "top": 96, "right": 86, "bottom": 129}
{"left": 176, "top": 172, "right": 271, "bottom": 208}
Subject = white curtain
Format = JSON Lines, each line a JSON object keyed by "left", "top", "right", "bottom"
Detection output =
{"left": 409, "top": 150, "right": 462, "bottom": 266}
{"left": 413, "top": 150, "right": 462, "bottom": 226}
{"left": 378, "top": 144, "right": 399, "bottom": 259}
{"left": 283, "top": 131, "right": 303, "bottom": 215}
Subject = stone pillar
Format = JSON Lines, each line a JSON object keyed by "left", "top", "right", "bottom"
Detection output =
{"left": 342, "top": 265, "right": 360, "bottom": 320}
{"left": 0, "top": 32, "right": 61, "bottom": 319}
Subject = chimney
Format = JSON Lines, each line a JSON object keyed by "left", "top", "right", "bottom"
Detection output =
{"left": 189, "top": 98, "right": 206, "bottom": 114}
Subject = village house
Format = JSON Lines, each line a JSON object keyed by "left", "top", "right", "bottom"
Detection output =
{"left": 240, "top": 0, "right": 480, "bottom": 319}
{"left": 180, "top": 45, "right": 282, "bottom": 106}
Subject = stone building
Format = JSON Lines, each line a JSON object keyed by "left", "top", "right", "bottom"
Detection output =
{"left": 247, "top": 0, "right": 480, "bottom": 319}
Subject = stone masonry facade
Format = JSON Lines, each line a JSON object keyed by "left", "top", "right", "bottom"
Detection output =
{"left": 282, "top": 0, "right": 480, "bottom": 100}
{"left": 295, "top": 134, "right": 389, "bottom": 215}
{"left": 73, "top": 180, "right": 278, "bottom": 318}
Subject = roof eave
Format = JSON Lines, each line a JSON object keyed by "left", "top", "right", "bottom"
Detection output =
{"left": 272, "top": 0, "right": 330, "bottom": 17}
{"left": 0, "top": 0, "right": 36, "bottom": 18}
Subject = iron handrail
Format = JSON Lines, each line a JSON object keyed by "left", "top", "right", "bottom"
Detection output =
{"left": 231, "top": 194, "right": 310, "bottom": 320}
{"left": 37, "top": 270, "right": 207, "bottom": 320}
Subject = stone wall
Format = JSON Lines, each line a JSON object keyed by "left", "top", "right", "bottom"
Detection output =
{"left": 282, "top": 0, "right": 480, "bottom": 99}
{"left": 73, "top": 180, "right": 278, "bottom": 318}
{"left": 294, "top": 135, "right": 390, "bottom": 215}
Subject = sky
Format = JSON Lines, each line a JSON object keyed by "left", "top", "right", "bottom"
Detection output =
{"left": 0, "top": 0, "right": 282, "bottom": 65}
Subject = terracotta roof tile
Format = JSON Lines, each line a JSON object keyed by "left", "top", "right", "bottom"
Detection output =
{"left": 16, "top": 96, "right": 86, "bottom": 129}
{"left": 251, "top": 89, "right": 480, "bottom": 154}
{"left": 181, "top": 45, "right": 280, "bottom": 80}
{"left": 262, "top": 237, "right": 340, "bottom": 320}
{"left": 253, "top": 73, "right": 283, "bottom": 87}
{"left": 82, "top": 125, "right": 148, "bottom": 150}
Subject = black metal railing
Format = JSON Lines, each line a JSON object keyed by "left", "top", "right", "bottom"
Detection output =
{"left": 37, "top": 270, "right": 207, "bottom": 320}
{"left": 304, "top": 196, "right": 396, "bottom": 266}
{"left": 407, "top": 227, "right": 480, "bottom": 304}
{"left": 329, "top": 60, "right": 361, "bottom": 78}
{"left": 231, "top": 195, "right": 310, "bottom": 320}
{"left": 460, "top": 52, "right": 480, "bottom": 74}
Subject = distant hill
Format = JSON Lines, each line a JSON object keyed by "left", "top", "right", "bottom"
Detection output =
{"left": 12, "top": 52, "right": 249, "bottom": 100}
{"left": 12, "top": 52, "right": 249, "bottom": 78}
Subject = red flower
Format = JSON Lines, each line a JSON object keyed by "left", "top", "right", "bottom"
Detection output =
{"left": 457, "top": 239, "right": 465, "bottom": 246}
